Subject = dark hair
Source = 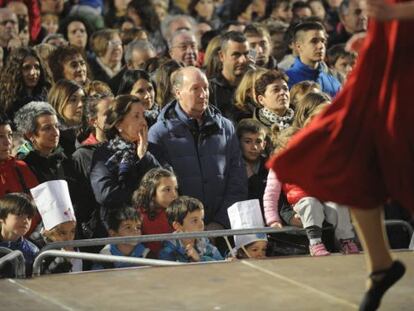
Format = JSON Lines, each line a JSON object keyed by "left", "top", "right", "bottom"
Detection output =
{"left": 293, "top": 21, "right": 326, "bottom": 42}
{"left": 201, "top": 30, "right": 220, "bottom": 52}
{"left": 48, "top": 45, "right": 87, "bottom": 83}
{"left": 244, "top": 23, "right": 270, "bottom": 40}
{"left": 292, "top": 1, "right": 312, "bottom": 13}
{"left": 104, "top": 94, "right": 144, "bottom": 140}
{"left": 327, "top": 44, "right": 357, "bottom": 67}
{"left": 0, "top": 47, "right": 47, "bottom": 114}
{"left": 105, "top": 206, "right": 141, "bottom": 232}
{"left": 166, "top": 196, "right": 203, "bottom": 226}
{"left": 229, "top": 0, "right": 254, "bottom": 21}
{"left": 265, "top": 0, "right": 292, "bottom": 19}
{"left": 0, "top": 193, "right": 36, "bottom": 219}
{"left": 236, "top": 118, "right": 267, "bottom": 139}
{"left": 220, "top": 31, "right": 247, "bottom": 52}
{"left": 132, "top": 168, "right": 177, "bottom": 220}
{"left": 255, "top": 69, "right": 289, "bottom": 98}
{"left": 221, "top": 20, "right": 244, "bottom": 33}
{"left": 127, "top": 0, "right": 161, "bottom": 33}
{"left": 58, "top": 15, "right": 93, "bottom": 49}
{"left": 117, "top": 70, "right": 153, "bottom": 96}
{"left": 0, "top": 114, "right": 11, "bottom": 126}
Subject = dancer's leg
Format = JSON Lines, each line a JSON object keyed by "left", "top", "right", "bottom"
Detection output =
{"left": 351, "top": 206, "right": 406, "bottom": 311}
{"left": 350, "top": 206, "right": 392, "bottom": 273}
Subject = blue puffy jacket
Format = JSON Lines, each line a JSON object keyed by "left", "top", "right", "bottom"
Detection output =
{"left": 286, "top": 57, "right": 341, "bottom": 98}
{"left": 148, "top": 101, "right": 248, "bottom": 228}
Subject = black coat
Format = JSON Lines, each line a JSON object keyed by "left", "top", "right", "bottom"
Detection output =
{"left": 90, "top": 142, "right": 161, "bottom": 221}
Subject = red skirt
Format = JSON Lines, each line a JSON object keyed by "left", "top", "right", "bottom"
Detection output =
{"left": 269, "top": 9, "right": 414, "bottom": 212}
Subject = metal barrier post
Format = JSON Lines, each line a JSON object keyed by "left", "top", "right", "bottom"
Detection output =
{"left": 0, "top": 248, "right": 26, "bottom": 278}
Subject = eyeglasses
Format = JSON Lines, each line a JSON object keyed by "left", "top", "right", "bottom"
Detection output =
{"left": 108, "top": 40, "right": 122, "bottom": 47}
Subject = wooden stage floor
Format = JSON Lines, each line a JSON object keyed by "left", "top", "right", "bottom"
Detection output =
{"left": 0, "top": 251, "right": 412, "bottom": 311}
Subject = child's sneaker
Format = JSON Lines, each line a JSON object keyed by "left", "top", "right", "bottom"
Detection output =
{"left": 340, "top": 239, "right": 360, "bottom": 254}
{"left": 309, "top": 242, "right": 330, "bottom": 256}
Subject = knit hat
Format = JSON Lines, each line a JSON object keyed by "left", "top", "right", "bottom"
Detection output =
{"left": 30, "top": 180, "right": 76, "bottom": 230}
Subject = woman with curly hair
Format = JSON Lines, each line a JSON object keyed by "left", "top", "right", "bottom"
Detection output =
{"left": 0, "top": 47, "right": 48, "bottom": 121}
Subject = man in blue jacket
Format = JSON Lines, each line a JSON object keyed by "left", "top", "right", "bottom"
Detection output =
{"left": 148, "top": 67, "right": 248, "bottom": 229}
{"left": 286, "top": 21, "right": 341, "bottom": 98}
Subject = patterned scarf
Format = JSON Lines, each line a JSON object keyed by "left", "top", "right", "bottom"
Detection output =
{"left": 105, "top": 136, "right": 137, "bottom": 179}
{"left": 259, "top": 107, "right": 294, "bottom": 130}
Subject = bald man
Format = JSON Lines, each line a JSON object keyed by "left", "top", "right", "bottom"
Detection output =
{"left": 148, "top": 67, "right": 248, "bottom": 229}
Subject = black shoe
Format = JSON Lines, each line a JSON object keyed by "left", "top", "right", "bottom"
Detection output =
{"left": 359, "top": 260, "right": 406, "bottom": 311}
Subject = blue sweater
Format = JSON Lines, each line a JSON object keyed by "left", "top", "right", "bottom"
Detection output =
{"left": 286, "top": 57, "right": 341, "bottom": 98}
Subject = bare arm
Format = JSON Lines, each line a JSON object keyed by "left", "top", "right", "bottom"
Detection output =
{"left": 366, "top": 0, "right": 414, "bottom": 20}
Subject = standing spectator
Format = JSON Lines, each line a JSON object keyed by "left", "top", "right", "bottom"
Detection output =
{"left": 58, "top": 15, "right": 92, "bottom": 54}
{"left": 89, "top": 29, "right": 123, "bottom": 85}
{"left": 209, "top": 31, "right": 250, "bottom": 120}
{"left": 154, "top": 59, "right": 184, "bottom": 108}
{"left": 149, "top": 67, "right": 247, "bottom": 228}
{"left": 286, "top": 21, "right": 341, "bottom": 98}
{"left": 0, "top": 47, "right": 48, "bottom": 120}
{"left": 48, "top": 45, "right": 90, "bottom": 88}
{"left": 168, "top": 29, "right": 199, "bottom": 67}
{"left": 48, "top": 80, "right": 86, "bottom": 157}
{"left": 0, "top": 8, "right": 21, "bottom": 60}
{"left": 329, "top": 0, "right": 368, "bottom": 46}
{"left": 244, "top": 23, "right": 277, "bottom": 69}
{"left": 90, "top": 95, "right": 161, "bottom": 224}
{"left": 0, "top": 115, "right": 38, "bottom": 197}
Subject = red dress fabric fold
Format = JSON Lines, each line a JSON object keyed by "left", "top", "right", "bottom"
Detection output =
{"left": 269, "top": 1, "right": 414, "bottom": 212}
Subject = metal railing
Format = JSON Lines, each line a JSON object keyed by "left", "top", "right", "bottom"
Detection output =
{"left": 32, "top": 250, "right": 183, "bottom": 277}
{"left": 0, "top": 247, "right": 26, "bottom": 278}
{"left": 41, "top": 227, "right": 304, "bottom": 251}
{"left": 385, "top": 219, "right": 414, "bottom": 239}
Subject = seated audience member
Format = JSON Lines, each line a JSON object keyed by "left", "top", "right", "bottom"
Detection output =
{"left": 228, "top": 200, "right": 268, "bottom": 259}
{"left": 168, "top": 29, "right": 199, "bottom": 67}
{"left": 0, "top": 193, "right": 38, "bottom": 277}
{"left": 124, "top": 39, "right": 156, "bottom": 70}
{"left": 42, "top": 12, "right": 59, "bottom": 35}
{"left": 30, "top": 180, "right": 82, "bottom": 274}
{"left": 133, "top": 168, "right": 177, "bottom": 256}
{"left": 264, "top": 93, "right": 359, "bottom": 256}
{"left": 48, "top": 79, "right": 86, "bottom": 157}
{"left": 89, "top": 29, "right": 123, "bottom": 85}
{"left": 253, "top": 69, "right": 294, "bottom": 131}
{"left": 326, "top": 44, "right": 357, "bottom": 83}
{"left": 159, "top": 196, "right": 224, "bottom": 262}
{"left": 0, "top": 116, "right": 38, "bottom": 197}
{"left": 291, "top": 1, "right": 312, "bottom": 22}
{"left": 286, "top": 21, "right": 341, "bottom": 98}
{"left": 236, "top": 119, "right": 268, "bottom": 209}
{"left": 0, "top": 47, "right": 48, "bottom": 121}
{"left": 48, "top": 45, "right": 89, "bottom": 88}
{"left": 117, "top": 70, "right": 159, "bottom": 127}
{"left": 93, "top": 206, "right": 154, "bottom": 270}
{"left": 188, "top": 0, "right": 221, "bottom": 29}
{"left": 267, "top": 0, "right": 293, "bottom": 24}
{"left": 90, "top": 95, "right": 161, "bottom": 225}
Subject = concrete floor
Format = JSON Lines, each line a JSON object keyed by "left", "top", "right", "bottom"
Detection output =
{"left": 0, "top": 251, "right": 412, "bottom": 311}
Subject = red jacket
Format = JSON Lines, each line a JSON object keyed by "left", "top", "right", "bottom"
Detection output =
{"left": 282, "top": 183, "right": 309, "bottom": 206}
{"left": 0, "top": 157, "right": 39, "bottom": 235}
{"left": 140, "top": 208, "right": 172, "bottom": 256}
{"left": 0, "top": 0, "right": 41, "bottom": 41}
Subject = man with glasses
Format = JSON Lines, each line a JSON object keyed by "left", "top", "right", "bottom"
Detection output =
{"left": 168, "top": 29, "right": 199, "bottom": 67}
{"left": 0, "top": 8, "right": 21, "bottom": 58}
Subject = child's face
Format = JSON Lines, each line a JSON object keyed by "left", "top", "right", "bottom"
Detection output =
{"left": 111, "top": 219, "right": 142, "bottom": 237}
{"left": 175, "top": 209, "right": 205, "bottom": 233}
{"left": 155, "top": 177, "right": 178, "bottom": 209}
{"left": 240, "top": 131, "right": 266, "bottom": 163}
{"left": 47, "top": 221, "right": 76, "bottom": 242}
{"left": 42, "top": 14, "right": 59, "bottom": 34}
{"left": 245, "top": 240, "right": 267, "bottom": 259}
{"left": 0, "top": 213, "right": 31, "bottom": 240}
{"left": 334, "top": 56, "right": 355, "bottom": 78}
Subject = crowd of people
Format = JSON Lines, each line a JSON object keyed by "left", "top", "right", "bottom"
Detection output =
{"left": 0, "top": 0, "right": 411, "bottom": 286}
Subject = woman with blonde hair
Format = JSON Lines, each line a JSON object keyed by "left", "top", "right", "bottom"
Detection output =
{"left": 48, "top": 79, "right": 86, "bottom": 157}
{"left": 203, "top": 35, "right": 221, "bottom": 79}
{"left": 289, "top": 80, "right": 321, "bottom": 110}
